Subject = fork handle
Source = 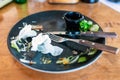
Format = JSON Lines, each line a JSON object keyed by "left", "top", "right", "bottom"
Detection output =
{"left": 78, "top": 39, "right": 119, "bottom": 54}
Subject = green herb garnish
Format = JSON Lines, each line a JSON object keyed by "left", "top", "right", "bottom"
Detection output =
{"left": 11, "top": 40, "right": 20, "bottom": 52}
{"left": 78, "top": 57, "right": 87, "bottom": 63}
{"left": 89, "top": 24, "right": 99, "bottom": 32}
{"left": 88, "top": 48, "right": 97, "bottom": 55}
{"left": 79, "top": 20, "right": 93, "bottom": 32}
{"left": 79, "top": 19, "right": 100, "bottom": 32}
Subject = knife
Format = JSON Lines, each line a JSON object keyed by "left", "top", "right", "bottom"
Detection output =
{"left": 31, "top": 25, "right": 117, "bottom": 38}
{"left": 48, "top": 31, "right": 117, "bottom": 38}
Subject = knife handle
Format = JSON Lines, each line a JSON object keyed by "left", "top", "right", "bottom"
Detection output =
{"left": 79, "top": 39, "right": 119, "bottom": 54}
{"left": 80, "top": 32, "right": 117, "bottom": 38}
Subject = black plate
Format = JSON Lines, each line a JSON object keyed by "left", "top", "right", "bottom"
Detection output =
{"left": 7, "top": 10, "right": 105, "bottom": 73}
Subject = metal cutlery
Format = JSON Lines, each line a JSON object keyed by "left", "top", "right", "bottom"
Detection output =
{"left": 31, "top": 25, "right": 117, "bottom": 38}
{"left": 46, "top": 33, "right": 119, "bottom": 54}
{"left": 31, "top": 25, "right": 119, "bottom": 54}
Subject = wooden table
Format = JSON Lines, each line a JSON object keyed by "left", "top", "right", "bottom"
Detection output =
{"left": 0, "top": 0, "right": 120, "bottom": 80}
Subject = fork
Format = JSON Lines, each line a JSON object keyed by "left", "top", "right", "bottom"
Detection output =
{"left": 46, "top": 33, "right": 119, "bottom": 54}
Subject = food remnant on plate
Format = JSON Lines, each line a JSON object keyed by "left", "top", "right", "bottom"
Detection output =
{"left": 56, "top": 55, "right": 80, "bottom": 65}
{"left": 72, "top": 50, "right": 78, "bottom": 55}
{"left": 10, "top": 23, "right": 63, "bottom": 62}
{"left": 79, "top": 19, "right": 99, "bottom": 32}
{"left": 56, "top": 57, "right": 70, "bottom": 65}
{"left": 56, "top": 48, "right": 97, "bottom": 65}
{"left": 40, "top": 56, "right": 52, "bottom": 64}
{"left": 11, "top": 40, "right": 21, "bottom": 52}
{"left": 88, "top": 48, "right": 97, "bottom": 55}
{"left": 78, "top": 57, "right": 87, "bottom": 63}
{"left": 20, "top": 58, "right": 36, "bottom": 65}
{"left": 89, "top": 24, "right": 99, "bottom": 32}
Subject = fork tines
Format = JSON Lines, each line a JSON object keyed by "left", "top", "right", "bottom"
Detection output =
{"left": 46, "top": 33, "right": 64, "bottom": 42}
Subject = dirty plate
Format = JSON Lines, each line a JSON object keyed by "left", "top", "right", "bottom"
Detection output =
{"left": 7, "top": 10, "right": 105, "bottom": 73}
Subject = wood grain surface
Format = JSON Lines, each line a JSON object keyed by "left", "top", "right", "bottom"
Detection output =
{"left": 0, "top": 0, "right": 120, "bottom": 80}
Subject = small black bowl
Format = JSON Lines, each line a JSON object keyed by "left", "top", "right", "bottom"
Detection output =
{"left": 63, "top": 11, "right": 84, "bottom": 35}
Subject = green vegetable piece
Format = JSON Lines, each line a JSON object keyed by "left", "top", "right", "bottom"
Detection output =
{"left": 69, "top": 55, "right": 79, "bottom": 64}
{"left": 41, "top": 57, "right": 52, "bottom": 64}
{"left": 79, "top": 20, "right": 92, "bottom": 32}
{"left": 88, "top": 49, "right": 97, "bottom": 55}
{"left": 88, "top": 21, "right": 93, "bottom": 26}
{"left": 89, "top": 24, "right": 99, "bottom": 32}
{"left": 11, "top": 40, "right": 20, "bottom": 52}
{"left": 78, "top": 57, "right": 87, "bottom": 63}
{"left": 56, "top": 60, "right": 63, "bottom": 64}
